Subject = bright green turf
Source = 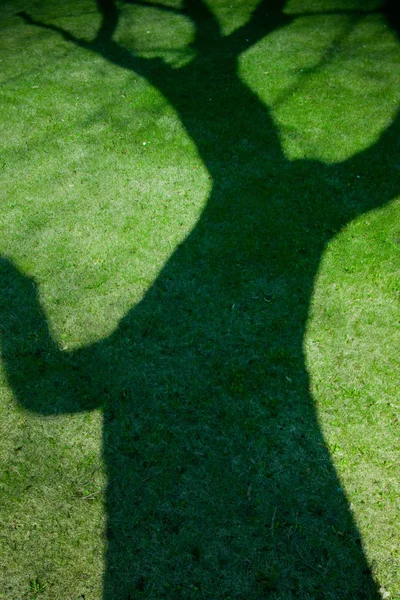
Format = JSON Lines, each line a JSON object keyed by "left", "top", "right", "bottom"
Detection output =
{"left": 0, "top": 1, "right": 399, "bottom": 599}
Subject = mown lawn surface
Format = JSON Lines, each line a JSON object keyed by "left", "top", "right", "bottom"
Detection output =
{"left": 0, "top": 1, "right": 399, "bottom": 599}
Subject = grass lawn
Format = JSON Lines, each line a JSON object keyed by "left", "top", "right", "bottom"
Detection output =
{"left": 0, "top": 0, "right": 399, "bottom": 598}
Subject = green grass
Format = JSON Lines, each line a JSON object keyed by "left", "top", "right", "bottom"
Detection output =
{"left": 0, "top": 1, "right": 399, "bottom": 599}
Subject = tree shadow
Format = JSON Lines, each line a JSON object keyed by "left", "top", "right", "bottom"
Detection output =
{"left": 1, "top": 0, "right": 399, "bottom": 598}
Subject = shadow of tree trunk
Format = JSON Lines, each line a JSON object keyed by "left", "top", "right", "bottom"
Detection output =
{"left": 1, "top": 1, "right": 399, "bottom": 598}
